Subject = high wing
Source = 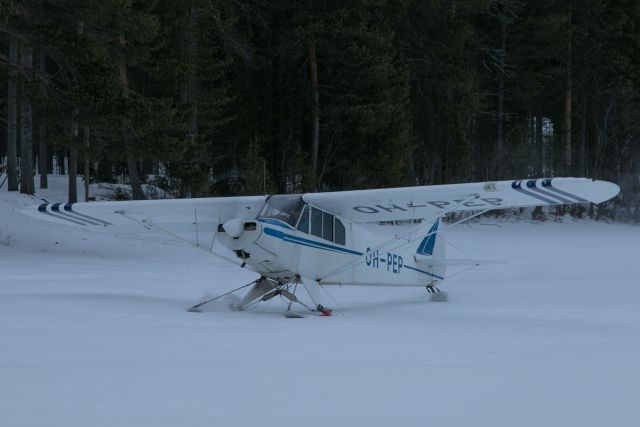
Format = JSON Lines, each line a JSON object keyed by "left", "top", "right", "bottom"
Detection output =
{"left": 304, "top": 178, "right": 620, "bottom": 223}
{"left": 22, "top": 196, "right": 266, "bottom": 234}
{"left": 22, "top": 177, "right": 619, "bottom": 229}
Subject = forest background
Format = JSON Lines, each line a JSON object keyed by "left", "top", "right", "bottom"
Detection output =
{"left": 1, "top": 0, "right": 639, "bottom": 220}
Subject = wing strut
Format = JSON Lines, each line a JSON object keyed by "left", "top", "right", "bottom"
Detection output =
{"left": 187, "top": 278, "right": 259, "bottom": 312}
{"left": 114, "top": 210, "right": 244, "bottom": 268}
{"left": 360, "top": 193, "right": 481, "bottom": 256}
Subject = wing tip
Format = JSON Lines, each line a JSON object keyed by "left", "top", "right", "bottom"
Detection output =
{"left": 551, "top": 177, "right": 620, "bottom": 204}
{"left": 591, "top": 179, "right": 620, "bottom": 204}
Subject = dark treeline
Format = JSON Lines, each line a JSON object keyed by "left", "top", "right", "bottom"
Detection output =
{"left": 0, "top": 1, "right": 638, "bottom": 219}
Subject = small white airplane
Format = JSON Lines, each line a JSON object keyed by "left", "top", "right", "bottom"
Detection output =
{"left": 23, "top": 177, "right": 619, "bottom": 316}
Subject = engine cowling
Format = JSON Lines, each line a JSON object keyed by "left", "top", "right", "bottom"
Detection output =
{"left": 217, "top": 219, "right": 261, "bottom": 250}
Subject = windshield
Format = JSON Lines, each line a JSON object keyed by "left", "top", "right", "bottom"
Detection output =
{"left": 259, "top": 195, "right": 304, "bottom": 227}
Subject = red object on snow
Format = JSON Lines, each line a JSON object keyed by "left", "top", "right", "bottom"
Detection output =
{"left": 320, "top": 307, "right": 332, "bottom": 316}
{"left": 316, "top": 304, "right": 332, "bottom": 316}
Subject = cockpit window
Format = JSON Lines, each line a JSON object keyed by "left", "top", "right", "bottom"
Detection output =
{"left": 322, "top": 212, "right": 334, "bottom": 241}
{"left": 334, "top": 218, "right": 346, "bottom": 245}
{"left": 297, "top": 206, "right": 309, "bottom": 233}
{"left": 259, "top": 195, "right": 304, "bottom": 227}
{"left": 300, "top": 205, "right": 347, "bottom": 246}
{"left": 310, "top": 207, "right": 323, "bottom": 237}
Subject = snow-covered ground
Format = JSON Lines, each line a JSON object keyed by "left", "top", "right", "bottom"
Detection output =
{"left": 1, "top": 176, "right": 639, "bottom": 427}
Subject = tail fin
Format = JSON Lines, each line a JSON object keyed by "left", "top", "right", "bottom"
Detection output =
{"left": 415, "top": 218, "right": 446, "bottom": 282}
{"left": 416, "top": 218, "right": 445, "bottom": 258}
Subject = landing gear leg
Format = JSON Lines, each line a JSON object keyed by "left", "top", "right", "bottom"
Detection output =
{"left": 301, "top": 277, "right": 332, "bottom": 316}
{"left": 234, "top": 278, "right": 277, "bottom": 310}
{"left": 237, "top": 277, "right": 320, "bottom": 315}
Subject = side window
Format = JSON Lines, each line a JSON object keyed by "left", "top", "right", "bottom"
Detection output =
{"left": 334, "top": 218, "right": 345, "bottom": 245}
{"left": 311, "top": 207, "right": 323, "bottom": 237}
{"left": 322, "top": 212, "right": 334, "bottom": 241}
{"left": 297, "top": 206, "right": 309, "bottom": 233}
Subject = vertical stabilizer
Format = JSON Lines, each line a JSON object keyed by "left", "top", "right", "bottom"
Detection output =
{"left": 416, "top": 218, "right": 445, "bottom": 258}
{"left": 415, "top": 218, "right": 446, "bottom": 282}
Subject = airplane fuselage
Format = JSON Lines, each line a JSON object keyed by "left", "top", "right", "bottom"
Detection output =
{"left": 217, "top": 213, "right": 443, "bottom": 288}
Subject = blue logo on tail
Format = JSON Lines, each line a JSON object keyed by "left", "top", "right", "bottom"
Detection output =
{"left": 416, "top": 219, "right": 439, "bottom": 256}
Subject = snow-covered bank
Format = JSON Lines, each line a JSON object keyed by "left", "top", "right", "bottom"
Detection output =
{"left": 1, "top": 178, "right": 639, "bottom": 427}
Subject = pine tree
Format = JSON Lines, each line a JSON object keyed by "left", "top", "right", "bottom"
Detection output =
{"left": 6, "top": 34, "right": 19, "bottom": 191}
{"left": 312, "top": 1, "right": 412, "bottom": 189}
{"left": 398, "top": 0, "right": 482, "bottom": 183}
{"left": 19, "top": 41, "right": 35, "bottom": 195}
{"left": 242, "top": 137, "right": 275, "bottom": 195}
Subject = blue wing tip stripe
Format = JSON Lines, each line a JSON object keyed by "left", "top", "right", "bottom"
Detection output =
{"left": 37, "top": 203, "right": 88, "bottom": 226}
{"left": 541, "top": 180, "right": 588, "bottom": 203}
{"left": 36, "top": 202, "right": 111, "bottom": 226}
{"left": 64, "top": 203, "right": 111, "bottom": 225}
{"left": 512, "top": 178, "right": 588, "bottom": 204}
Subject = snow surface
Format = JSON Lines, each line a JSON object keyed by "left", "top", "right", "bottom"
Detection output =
{"left": 1, "top": 176, "right": 639, "bottom": 427}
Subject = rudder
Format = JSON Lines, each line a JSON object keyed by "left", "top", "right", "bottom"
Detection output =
{"left": 416, "top": 218, "right": 445, "bottom": 258}
{"left": 415, "top": 218, "right": 446, "bottom": 282}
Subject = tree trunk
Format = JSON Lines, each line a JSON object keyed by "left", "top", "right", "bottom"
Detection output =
{"left": 118, "top": 33, "right": 144, "bottom": 200}
{"left": 38, "top": 50, "right": 48, "bottom": 189}
{"left": 7, "top": 35, "right": 19, "bottom": 191}
{"left": 528, "top": 114, "right": 535, "bottom": 175}
{"left": 563, "top": 24, "right": 572, "bottom": 173}
{"left": 39, "top": 124, "right": 47, "bottom": 189}
{"left": 580, "top": 106, "right": 587, "bottom": 176}
{"left": 495, "top": 18, "right": 506, "bottom": 177}
{"left": 309, "top": 43, "right": 320, "bottom": 189}
{"left": 125, "top": 144, "right": 144, "bottom": 200}
{"left": 20, "top": 43, "right": 35, "bottom": 195}
{"left": 84, "top": 126, "right": 90, "bottom": 202}
{"left": 68, "top": 147, "right": 78, "bottom": 203}
{"left": 57, "top": 148, "right": 65, "bottom": 175}
{"left": 536, "top": 102, "right": 543, "bottom": 175}
{"left": 187, "top": 0, "right": 199, "bottom": 138}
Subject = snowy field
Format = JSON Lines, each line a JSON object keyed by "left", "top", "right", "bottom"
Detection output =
{"left": 1, "top": 177, "right": 639, "bottom": 427}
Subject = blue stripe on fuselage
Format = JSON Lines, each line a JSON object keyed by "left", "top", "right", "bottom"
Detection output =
{"left": 257, "top": 218, "right": 295, "bottom": 230}
{"left": 262, "top": 225, "right": 445, "bottom": 280}
{"left": 263, "top": 227, "right": 362, "bottom": 256}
